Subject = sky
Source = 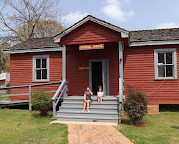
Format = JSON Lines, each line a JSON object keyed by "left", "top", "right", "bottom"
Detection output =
{"left": 59, "top": 0, "right": 179, "bottom": 31}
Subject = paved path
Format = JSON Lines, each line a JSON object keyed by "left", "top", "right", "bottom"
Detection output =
{"left": 68, "top": 124, "right": 133, "bottom": 144}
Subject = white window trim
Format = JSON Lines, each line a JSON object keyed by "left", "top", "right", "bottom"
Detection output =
{"left": 154, "top": 48, "right": 177, "bottom": 80}
{"left": 33, "top": 55, "right": 50, "bottom": 82}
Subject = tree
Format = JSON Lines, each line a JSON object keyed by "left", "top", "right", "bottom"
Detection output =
{"left": 0, "top": 0, "right": 63, "bottom": 42}
{"left": 17, "top": 20, "right": 65, "bottom": 41}
{"left": 0, "top": 0, "right": 64, "bottom": 72}
{"left": 0, "top": 41, "right": 10, "bottom": 72}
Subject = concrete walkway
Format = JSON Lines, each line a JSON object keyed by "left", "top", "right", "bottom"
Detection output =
{"left": 68, "top": 124, "right": 133, "bottom": 144}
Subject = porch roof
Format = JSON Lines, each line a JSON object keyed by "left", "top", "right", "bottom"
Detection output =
{"left": 53, "top": 15, "right": 129, "bottom": 43}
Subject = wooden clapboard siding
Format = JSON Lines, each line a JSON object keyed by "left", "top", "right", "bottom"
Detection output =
{"left": 124, "top": 45, "right": 179, "bottom": 104}
{"left": 66, "top": 42, "right": 119, "bottom": 96}
{"left": 10, "top": 52, "right": 62, "bottom": 100}
{"left": 60, "top": 21, "right": 121, "bottom": 45}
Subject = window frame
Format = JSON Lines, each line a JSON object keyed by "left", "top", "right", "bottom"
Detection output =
{"left": 154, "top": 48, "right": 177, "bottom": 80}
{"left": 33, "top": 55, "right": 50, "bottom": 82}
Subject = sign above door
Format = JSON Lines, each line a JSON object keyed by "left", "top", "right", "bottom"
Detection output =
{"left": 79, "top": 44, "right": 104, "bottom": 50}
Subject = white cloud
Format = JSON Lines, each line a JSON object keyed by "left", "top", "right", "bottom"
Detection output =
{"left": 102, "top": 0, "right": 134, "bottom": 22}
{"left": 61, "top": 11, "right": 88, "bottom": 26}
{"left": 156, "top": 22, "right": 179, "bottom": 29}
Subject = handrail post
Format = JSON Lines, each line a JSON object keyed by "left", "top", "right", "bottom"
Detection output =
{"left": 66, "top": 81, "right": 68, "bottom": 97}
{"left": 52, "top": 100, "right": 56, "bottom": 117}
{"left": 63, "top": 81, "right": 67, "bottom": 98}
{"left": 52, "top": 79, "right": 66, "bottom": 119}
{"left": 29, "top": 86, "right": 32, "bottom": 111}
{"left": 62, "top": 46, "right": 66, "bottom": 80}
{"left": 118, "top": 99, "right": 122, "bottom": 124}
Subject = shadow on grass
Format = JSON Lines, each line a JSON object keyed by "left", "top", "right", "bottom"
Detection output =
{"left": 171, "top": 125, "right": 179, "bottom": 129}
{"left": 31, "top": 111, "right": 53, "bottom": 118}
{"left": 121, "top": 119, "right": 131, "bottom": 125}
{"left": 121, "top": 118, "right": 147, "bottom": 127}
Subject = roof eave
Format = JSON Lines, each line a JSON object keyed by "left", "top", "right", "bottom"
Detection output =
{"left": 130, "top": 40, "right": 179, "bottom": 47}
{"left": 3, "top": 46, "right": 65, "bottom": 54}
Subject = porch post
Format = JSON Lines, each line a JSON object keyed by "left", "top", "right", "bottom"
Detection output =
{"left": 118, "top": 41, "right": 124, "bottom": 124}
{"left": 62, "top": 45, "right": 66, "bottom": 80}
{"left": 62, "top": 45, "right": 67, "bottom": 98}
{"left": 118, "top": 41, "right": 124, "bottom": 102}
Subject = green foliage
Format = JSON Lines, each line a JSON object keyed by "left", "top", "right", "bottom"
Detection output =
{"left": 123, "top": 88, "right": 148, "bottom": 124}
{"left": 32, "top": 89, "right": 52, "bottom": 116}
{"left": 4, "top": 54, "right": 10, "bottom": 72}
{"left": 17, "top": 20, "right": 65, "bottom": 41}
{"left": 0, "top": 42, "right": 10, "bottom": 72}
{"left": 6, "top": 82, "right": 10, "bottom": 87}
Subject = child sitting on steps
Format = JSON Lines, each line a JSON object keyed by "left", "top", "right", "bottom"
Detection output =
{"left": 97, "top": 86, "right": 104, "bottom": 104}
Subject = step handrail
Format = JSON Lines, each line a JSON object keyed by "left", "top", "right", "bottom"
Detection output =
{"left": 52, "top": 79, "right": 67, "bottom": 117}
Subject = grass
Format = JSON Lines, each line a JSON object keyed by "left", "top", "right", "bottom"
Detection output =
{"left": 118, "top": 112, "right": 179, "bottom": 144}
{"left": 0, "top": 109, "right": 178, "bottom": 144}
{"left": 0, "top": 109, "right": 68, "bottom": 144}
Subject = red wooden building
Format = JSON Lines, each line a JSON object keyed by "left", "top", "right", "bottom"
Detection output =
{"left": 4, "top": 15, "right": 179, "bottom": 113}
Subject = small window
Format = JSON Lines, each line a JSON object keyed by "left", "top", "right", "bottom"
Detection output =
{"left": 33, "top": 55, "right": 49, "bottom": 82}
{"left": 154, "top": 49, "right": 177, "bottom": 80}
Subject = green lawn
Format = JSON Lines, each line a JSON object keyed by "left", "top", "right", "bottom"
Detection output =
{"left": 0, "top": 109, "right": 68, "bottom": 144}
{"left": 0, "top": 109, "right": 178, "bottom": 144}
{"left": 119, "top": 112, "right": 179, "bottom": 144}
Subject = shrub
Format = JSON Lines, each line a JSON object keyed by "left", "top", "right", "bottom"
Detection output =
{"left": 6, "top": 82, "right": 10, "bottom": 87}
{"left": 123, "top": 88, "right": 148, "bottom": 124}
{"left": 32, "top": 89, "right": 52, "bottom": 116}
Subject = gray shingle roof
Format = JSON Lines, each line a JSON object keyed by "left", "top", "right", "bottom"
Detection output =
{"left": 7, "top": 28, "right": 179, "bottom": 51}
{"left": 129, "top": 28, "right": 179, "bottom": 43}
{"left": 8, "top": 37, "right": 59, "bottom": 50}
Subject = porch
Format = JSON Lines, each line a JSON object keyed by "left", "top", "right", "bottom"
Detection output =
{"left": 66, "top": 42, "right": 123, "bottom": 96}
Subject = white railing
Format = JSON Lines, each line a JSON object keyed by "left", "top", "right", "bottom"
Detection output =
{"left": 0, "top": 81, "right": 62, "bottom": 110}
{"left": 52, "top": 79, "right": 67, "bottom": 118}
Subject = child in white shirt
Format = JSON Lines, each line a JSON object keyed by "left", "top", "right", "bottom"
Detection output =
{"left": 97, "top": 86, "right": 104, "bottom": 104}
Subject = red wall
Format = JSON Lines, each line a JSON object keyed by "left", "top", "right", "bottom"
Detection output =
{"left": 60, "top": 20, "right": 122, "bottom": 96}
{"left": 66, "top": 42, "right": 119, "bottom": 96}
{"left": 10, "top": 43, "right": 120, "bottom": 99}
{"left": 60, "top": 21, "right": 121, "bottom": 45}
{"left": 10, "top": 21, "right": 122, "bottom": 100}
{"left": 10, "top": 51, "right": 62, "bottom": 100}
{"left": 124, "top": 45, "right": 179, "bottom": 104}
{"left": 10, "top": 20, "right": 179, "bottom": 104}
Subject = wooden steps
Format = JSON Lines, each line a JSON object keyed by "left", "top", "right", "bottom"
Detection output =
{"left": 55, "top": 96, "right": 121, "bottom": 123}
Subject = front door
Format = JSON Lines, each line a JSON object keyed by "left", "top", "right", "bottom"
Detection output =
{"left": 89, "top": 59, "right": 109, "bottom": 95}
